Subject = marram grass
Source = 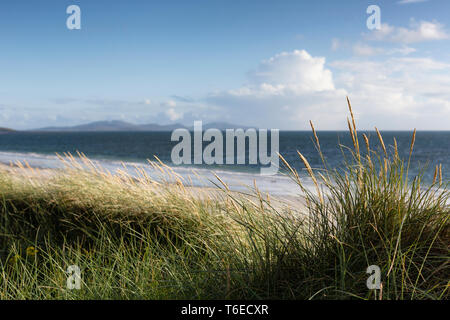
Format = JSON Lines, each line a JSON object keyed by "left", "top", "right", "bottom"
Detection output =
{"left": 0, "top": 101, "right": 448, "bottom": 300}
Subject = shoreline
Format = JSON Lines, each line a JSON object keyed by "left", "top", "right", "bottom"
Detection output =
{"left": 0, "top": 150, "right": 314, "bottom": 197}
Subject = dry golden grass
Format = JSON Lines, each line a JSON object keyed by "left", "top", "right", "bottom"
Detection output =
{"left": 0, "top": 98, "right": 448, "bottom": 300}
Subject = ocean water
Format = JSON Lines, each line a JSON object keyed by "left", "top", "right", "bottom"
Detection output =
{"left": 0, "top": 131, "right": 448, "bottom": 195}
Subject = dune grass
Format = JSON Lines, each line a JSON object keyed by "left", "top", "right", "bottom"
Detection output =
{"left": 0, "top": 101, "right": 448, "bottom": 300}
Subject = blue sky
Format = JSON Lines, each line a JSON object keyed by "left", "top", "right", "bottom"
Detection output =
{"left": 1, "top": 0, "right": 450, "bottom": 130}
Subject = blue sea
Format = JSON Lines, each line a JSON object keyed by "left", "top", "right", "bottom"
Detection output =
{"left": 0, "top": 131, "right": 448, "bottom": 195}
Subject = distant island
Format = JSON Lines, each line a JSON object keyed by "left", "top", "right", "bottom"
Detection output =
{"left": 0, "top": 127, "right": 15, "bottom": 133}
{"left": 29, "top": 120, "right": 253, "bottom": 132}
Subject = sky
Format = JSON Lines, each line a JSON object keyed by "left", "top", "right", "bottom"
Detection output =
{"left": 0, "top": 0, "right": 450, "bottom": 130}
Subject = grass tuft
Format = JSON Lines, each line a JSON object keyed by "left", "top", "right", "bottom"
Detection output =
{"left": 0, "top": 99, "right": 448, "bottom": 299}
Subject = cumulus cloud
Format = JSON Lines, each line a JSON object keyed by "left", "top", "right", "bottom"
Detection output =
{"left": 330, "top": 57, "right": 450, "bottom": 129}
{"left": 204, "top": 49, "right": 450, "bottom": 130}
{"left": 207, "top": 50, "right": 347, "bottom": 129}
{"left": 365, "top": 20, "right": 449, "bottom": 43}
{"left": 246, "top": 50, "right": 335, "bottom": 93}
{"left": 165, "top": 108, "right": 182, "bottom": 121}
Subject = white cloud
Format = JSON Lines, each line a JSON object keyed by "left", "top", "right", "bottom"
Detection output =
{"left": 246, "top": 50, "right": 336, "bottom": 94}
{"left": 352, "top": 43, "right": 417, "bottom": 56}
{"left": 331, "top": 38, "right": 341, "bottom": 51}
{"left": 388, "top": 46, "right": 417, "bottom": 55}
{"left": 353, "top": 43, "right": 386, "bottom": 56}
{"left": 205, "top": 50, "right": 450, "bottom": 130}
{"left": 366, "top": 20, "right": 449, "bottom": 43}
{"left": 165, "top": 108, "right": 182, "bottom": 121}
{"left": 207, "top": 50, "right": 347, "bottom": 129}
{"left": 330, "top": 57, "right": 450, "bottom": 129}
{"left": 161, "top": 100, "right": 177, "bottom": 107}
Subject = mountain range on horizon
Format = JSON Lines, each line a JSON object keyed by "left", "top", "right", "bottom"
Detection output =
{"left": 25, "top": 120, "right": 253, "bottom": 132}
{"left": 0, "top": 127, "right": 16, "bottom": 133}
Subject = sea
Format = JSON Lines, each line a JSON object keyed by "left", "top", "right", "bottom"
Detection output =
{"left": 0, "top": 131, "right": 448, "bottom": 195}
